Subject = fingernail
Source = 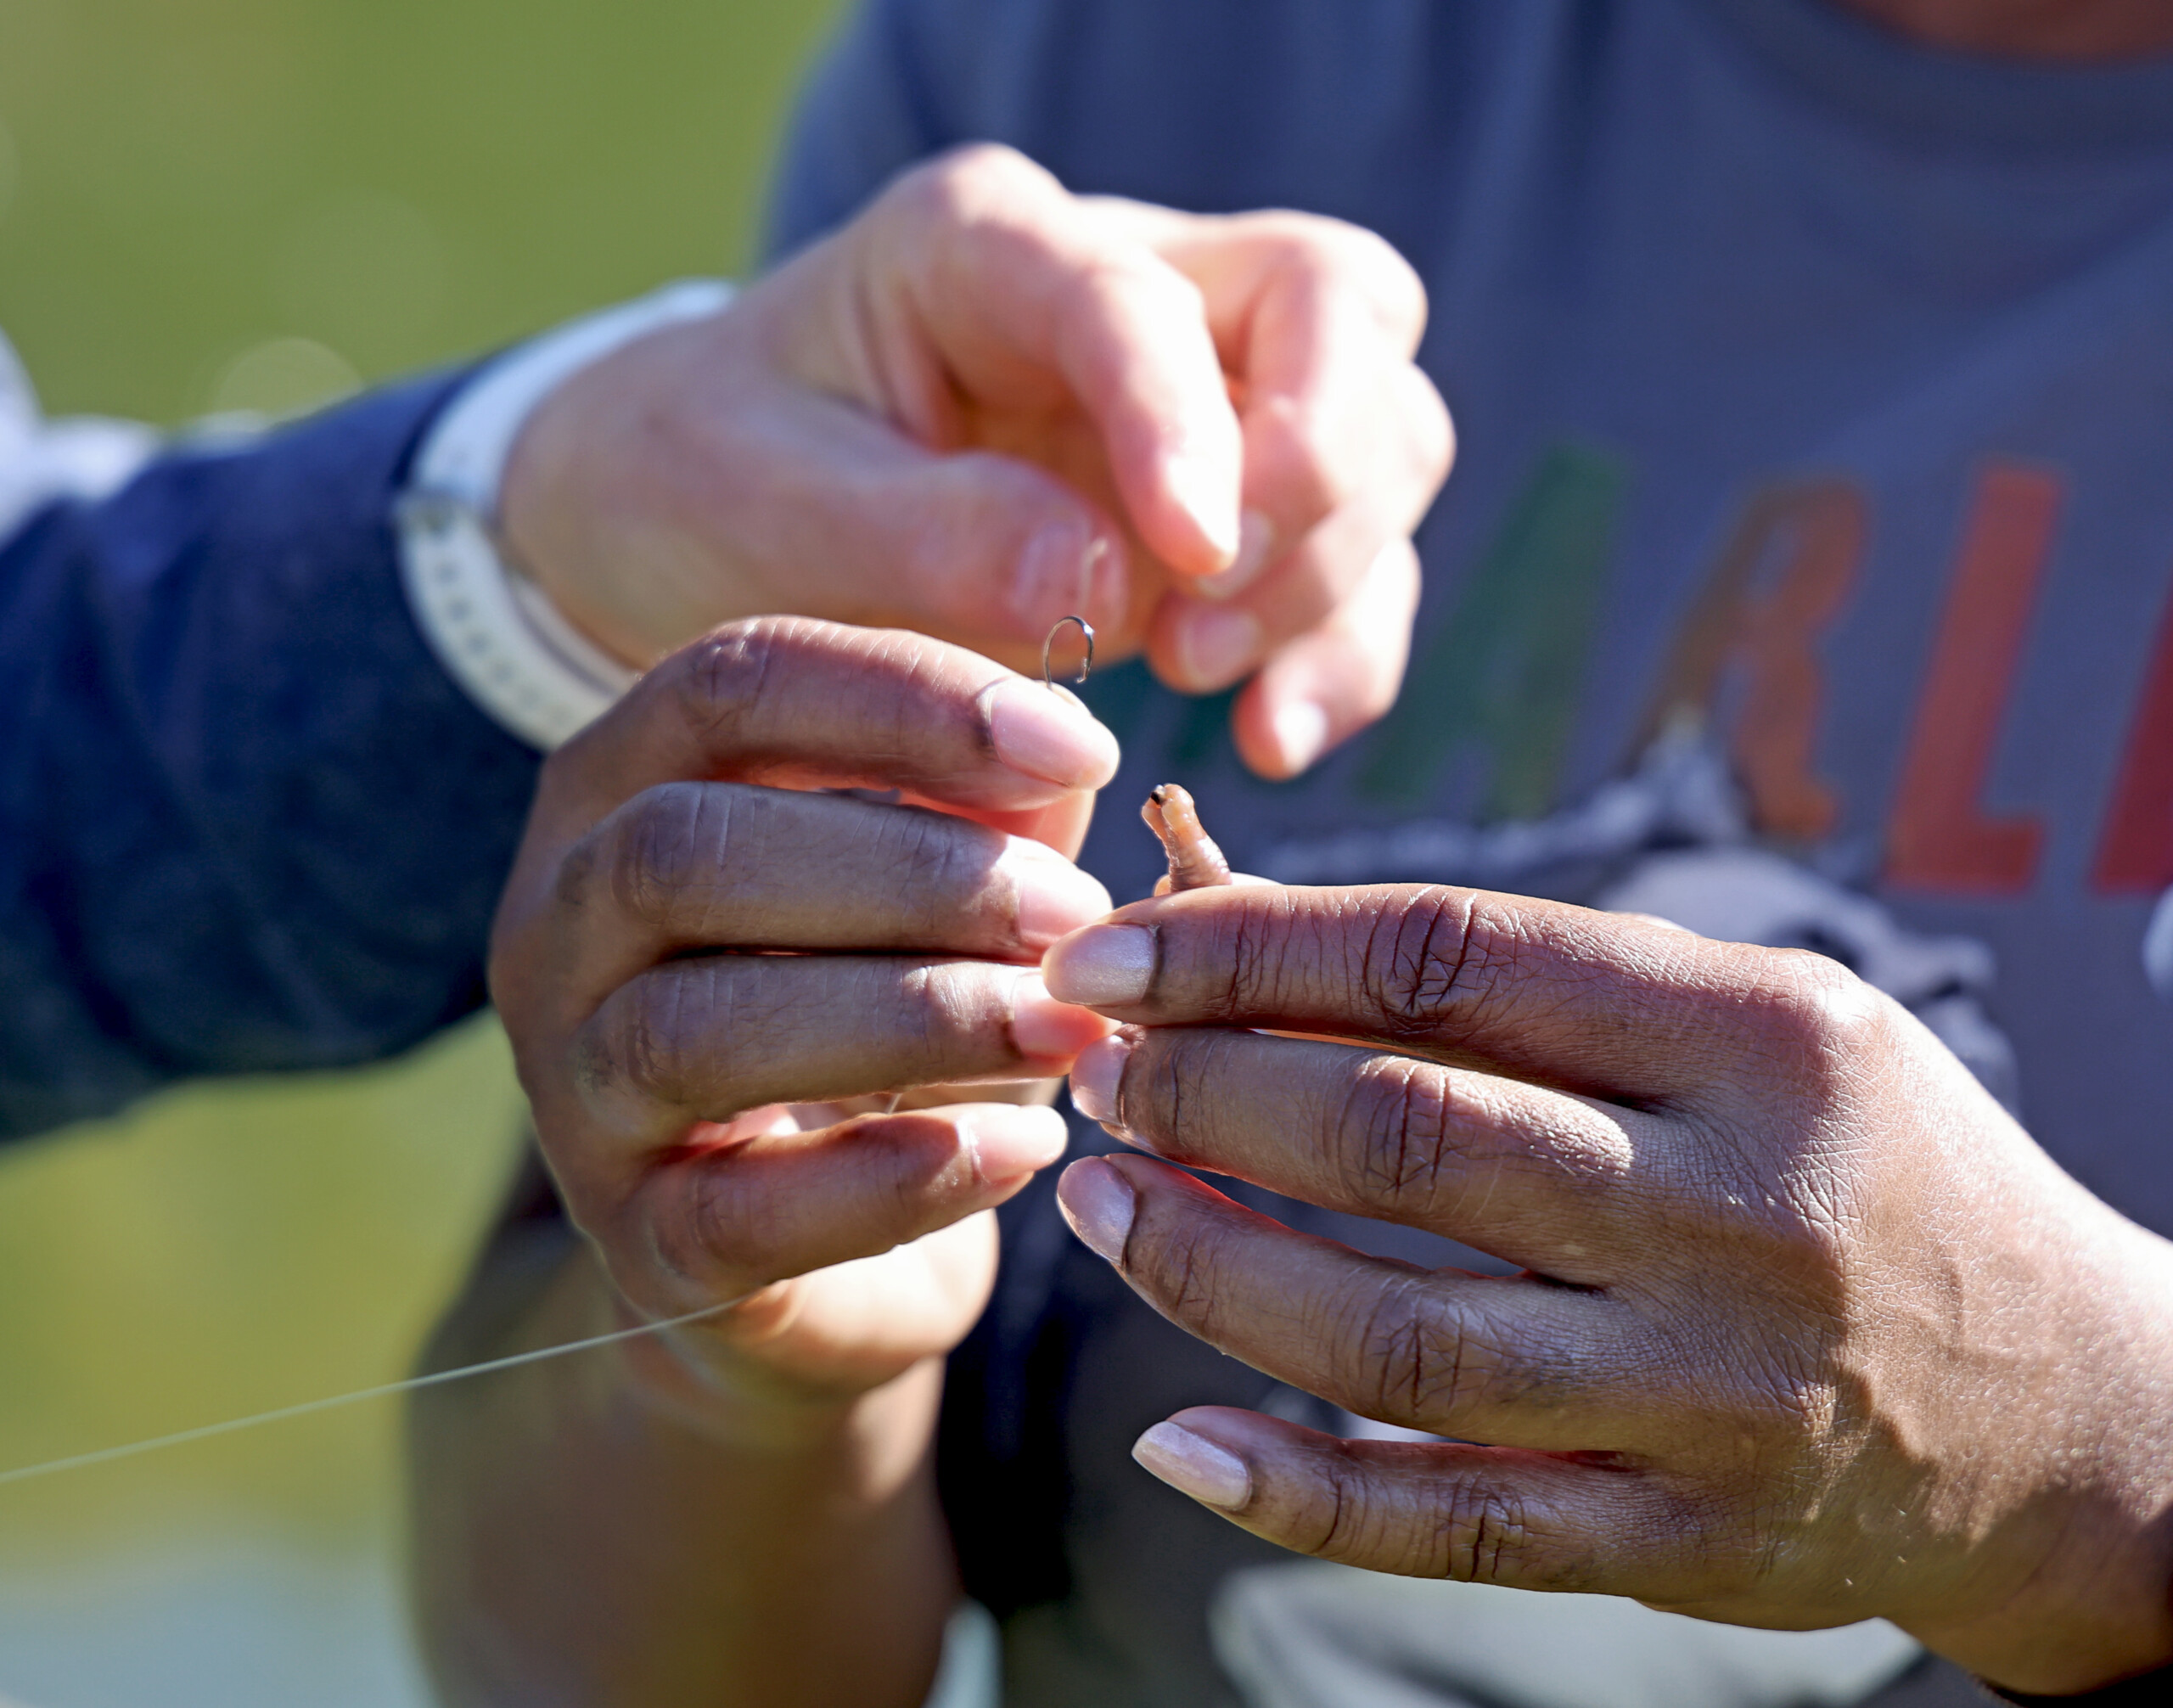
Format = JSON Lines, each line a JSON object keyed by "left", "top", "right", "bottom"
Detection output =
{"left": 1004, "top": 841, "right": 1115, "bottom": 949}
{"left": 1011, "top": 971, "right": 1120, "bottom": 1061}
{"left": 1134, "top": 1421, "right": 1251, "bottom": 1509}
{"left": 1042, "top": 923, "right": 1154, "bottom": 1007}
{"left": 988, "top": 681, "right": 1121, "bottom": 789}
{"left": 1165, "top": 442, "right": 1241, "bottom": 565}
{"left": 1012, "top": 519, "right": 1125, "bottom": 634}
{"left": 1193, "top": 508, "right": 1275, "bottom": 600}
{"left": 1068, "top": 1032, "right": 1133, "bottom": 1125}
{"left": 1269, "top": 699, "right": 1330, "bottom": 775}
{"left": 1056, "top": 1156, "right": 1134, "bottom": 1262}
{"left": 1176, "top": 604, "right": 1264, "bottom": 690}
{"left": 964, "top": 1104, "right": 1070, "bottom": 1182}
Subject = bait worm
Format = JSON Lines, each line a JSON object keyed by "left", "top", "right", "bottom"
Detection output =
{"left": 1142, "top": 783, "right": 1232, "bottom": 891}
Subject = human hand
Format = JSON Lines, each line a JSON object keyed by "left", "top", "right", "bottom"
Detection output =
{"left": 487, "top": 617, "right": 1118, "bottom": 1414}
{"left": 1040, "top": 885, "right": 2173, "bottom": 1694}
{"left": 498, "top": 143, "right": 1451, "bottom": 779}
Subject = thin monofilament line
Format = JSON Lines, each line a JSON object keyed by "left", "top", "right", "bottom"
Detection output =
{"left": 0, "top": 1296, "right": 739, "bottom": 1489}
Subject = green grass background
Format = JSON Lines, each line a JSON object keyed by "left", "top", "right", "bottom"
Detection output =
{"left": 0, "top": 0, "right": 842, "bottom": 1605}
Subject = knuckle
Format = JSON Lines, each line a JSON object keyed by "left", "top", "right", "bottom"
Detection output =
{"left": 1738, "top": 948, "right": 1891, "bottom": 1079}
{"left": 576, "top": 971, "right": 709, "bottom": 1110}
{"left": 609, "top": 783, "right": 733, "bottom": 926}
{"left": 1297, "top": 1458, "right": 1559, "bottom": 1585}
{"left": 1349, "top": 1280, "right": 1502, "bottom": 1424}
{"left": 550, "top": 827, "right": 608, "bottom": 916}
{"left": 1361, "top": 886, "right": 1496, "bottom": 1040}
{"left": 1130, "top": 1028, "right": 1211, "bottom": 1152}
{"left": 1340, "top": 1055, "right": 1457, "bottom": 1214}
{"left": 677, "top": 618, "right": 797, "bottom": 749}
{"left": 890, "top": 961, "right": 950, "bottom": 1059}
{"left": 671, "top": 1161, "right": 770, "bottom": 1287}
{"left": 907, "top": 140, "right": 1047, "bottom": 222}
{"left": 1435, "top": 1477, "right": 1552, "bottom": 1584}
{"left": 1252, "top": 213, "right": 1425, "bottom": 335}
{"left": 1402, "top": 367, "right": 1457, "bottom": 485}
{"left": 1067, "top": 249, "right": 1206, "bottom": 334}
{"left": 1327, "top": 222, "right": 1429, "bottom": 335}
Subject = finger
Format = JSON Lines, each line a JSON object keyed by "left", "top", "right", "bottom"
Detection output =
{"left": 682, "top": 373, "right": 1141, "bottom": 660}
{"left": 1130, "top": 1406, "right": 1702, "bottom": 1598}
{"left": 1212, "top": 271, "right": 1447, "bottom": 603}
{"left": 1097, "top": 201, "right": 1431, "bottom": 361}
{"left": 1042, "top": 881, "right": 1746, "bottom": 1104}
{"left": 1056, "top": 1155, "right": 1655, "bottom": 1450}
{"left": 882, "top": 146, "right": 1244, "bottom": 575}
{"left": 569, "top": 955, "right": 1115, "bottom": 1154}
{"left": 553, "top": 784, "right": 1112, "bottom": 1003}
{"left": 1228, "top": 535, "right": 1420, "bottom": 777}
{"left": 1144, "top": 503, "right": 1371, "bottom": 694}
{"left": 595, "top": 1102, "right": 1070, "bottom": 1313}
{"left": 1110, "top": 206, "right": 1449, "bottom": 603}
{"left": 542, "top": 615, "right": 1120, "bottom": 831}
{"left": 1146, "top": 359, "right": 1442, "bottom": 695}
{"left": 1068, "top": 1027, "right": 1648, "bottom": 1279}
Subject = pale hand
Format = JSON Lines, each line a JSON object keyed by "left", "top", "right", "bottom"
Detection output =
{"left": 499, "top": 143, "right": 1451, "bottom": 779}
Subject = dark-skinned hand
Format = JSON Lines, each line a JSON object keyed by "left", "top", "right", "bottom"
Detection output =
{"left": 489, "top": 616, "right": 1120, "bottom": 1407}
{"left": 1042, "top": 881, "right": 2173, "bottom": 1695}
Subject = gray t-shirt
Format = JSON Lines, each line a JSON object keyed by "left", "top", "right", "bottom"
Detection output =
{"left": 768, "top": 3, "right": 2173, "bottom": 1701}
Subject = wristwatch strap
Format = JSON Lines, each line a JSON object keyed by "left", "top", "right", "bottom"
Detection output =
{"left": 397, "top": 278, "right": 733, "bottom": 750}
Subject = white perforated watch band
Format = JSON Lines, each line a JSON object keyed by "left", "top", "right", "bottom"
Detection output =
{"left": 397, "top": 278, "right": 734, "bottom": 750}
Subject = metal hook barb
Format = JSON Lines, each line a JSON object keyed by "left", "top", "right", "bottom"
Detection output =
{"left": 1042, "top": 615, "right": 1096, "bottom": 690}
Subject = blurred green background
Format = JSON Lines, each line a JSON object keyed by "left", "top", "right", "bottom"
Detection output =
{"left": 0, "top": 3, "right": 840, "bottom": 1702}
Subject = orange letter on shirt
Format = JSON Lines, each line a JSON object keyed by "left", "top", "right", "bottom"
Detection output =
{"left": 1637, "top": 481, "right": 1865, "bottom": 840}
{"left": 1884, "top": 464, "right": 2058, "bottom": 896}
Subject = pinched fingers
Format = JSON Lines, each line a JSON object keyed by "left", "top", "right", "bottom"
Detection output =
{"left": 1070, "top": 1027, "right": 1653, "bottom": 1280}
{"left": 569, "top": 954, "right": 1111, "bottom": 1154}
{"left": 1055, "top": 1155, "right": 1661, "bottom": 1452}
{"left": 1131, "top": 1406, "right": 1705, "bottom": 1598}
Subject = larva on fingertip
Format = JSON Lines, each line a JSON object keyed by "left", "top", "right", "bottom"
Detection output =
{"left": 1142, "top": 784, "right": 1232, "bottom": 891}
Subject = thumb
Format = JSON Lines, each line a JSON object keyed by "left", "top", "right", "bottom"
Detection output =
{"left": 719, "top": 377, "right": 1137, "bottom": 666}
{"left": 873, "top": 447, "right": 1136, "bottom": 664}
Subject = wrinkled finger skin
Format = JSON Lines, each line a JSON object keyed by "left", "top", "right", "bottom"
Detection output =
{"left": 501, "top": 143, "right": 1451, "bottom": 781}
{"left": 489, "top": 616, "right": 1120, "bottom": 1400}
{"left": 1045, "top": 882, "right": 2173, "bottom": 1694}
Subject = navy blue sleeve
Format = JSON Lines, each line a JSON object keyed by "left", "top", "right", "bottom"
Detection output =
{"left": 0, "top": 372, "right": 542, "bottom": 1141}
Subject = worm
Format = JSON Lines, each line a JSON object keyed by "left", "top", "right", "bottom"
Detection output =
{"left": 1141, "top": 784, "right": 1232, "bottom": 891}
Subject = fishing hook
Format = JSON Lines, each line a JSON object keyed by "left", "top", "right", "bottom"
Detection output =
{"left": 1042, "top": 614, "right": 1095, "bottom": 690}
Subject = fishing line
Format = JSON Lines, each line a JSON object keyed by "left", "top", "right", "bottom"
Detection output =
{"left": 0, "top": 1295, "right": 739, "bottom": 1490}
{"left": 4, "top": 620, "right": 1105, "bottom": 1492}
